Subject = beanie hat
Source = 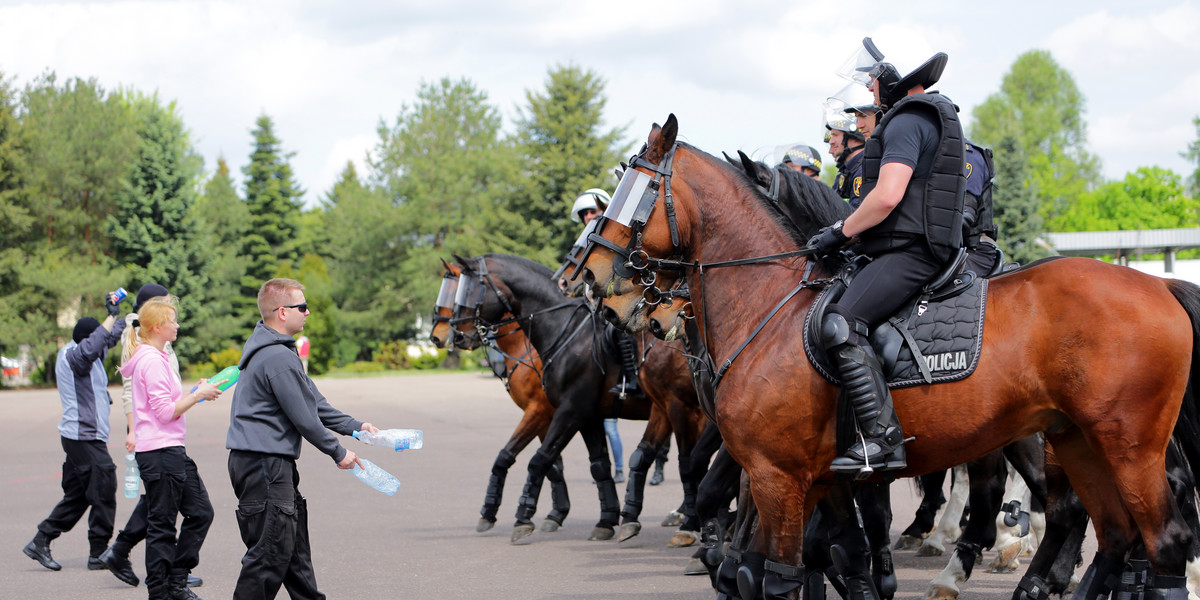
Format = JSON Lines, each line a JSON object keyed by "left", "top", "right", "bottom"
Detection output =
{"left": 134, "top": 283, "right": 170, "bottom": 313}
{"left": 72, "top": 317, "right": 102, "bottom": 344}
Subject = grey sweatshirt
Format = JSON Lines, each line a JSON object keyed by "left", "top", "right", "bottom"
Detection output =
{"left": 226, "top": 322, "right": 362, "bottom": 463}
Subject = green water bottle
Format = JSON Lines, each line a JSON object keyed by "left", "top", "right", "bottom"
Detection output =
{"left": 191, "top": 365, "right": 240, "bottom": 399}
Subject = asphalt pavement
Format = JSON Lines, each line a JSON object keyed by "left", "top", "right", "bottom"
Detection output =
{"left": 1, "top": 372, "right": 1066, "bottom": 599}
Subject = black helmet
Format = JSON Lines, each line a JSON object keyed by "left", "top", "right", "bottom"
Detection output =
{"left": 838, "top": 36, "right": 947, "bottom": 111}
{"left": 780, "top": 144, "right": 823, "bottom": 173}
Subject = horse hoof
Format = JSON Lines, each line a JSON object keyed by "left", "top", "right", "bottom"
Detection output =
{"left": 540, "top": 519, "right": 561, "bottom": 533}
{"left": 511, "top": 523, "right": 535, "bottom": 544}
{"left": 923, "top": 584, "right": 959, "bottom": 600}
{"left": 684, "top": 557, "right": 709, "bottom": 576}
{"left": 916, "top": 543, "right": 944, "bottom": 557}
{"left": 661, "top": 510, "right": 684, "bottom": 527}
{"left": 588, "top": 525, "right": 616, "bottom": 541}
{"left": 668, "top": 530, "right": 699, "bottom": 548}
{"left": 617, "top": 522, "right": 642, "bottom": 542}
{"left": 893, "top": 534, "right": 924, "bottom": 550}
{"left": 987, "top": 541, "right": 1021, "bottom": 573}
{"left": 476, "top": 518, "right": 496, "bottom": 533}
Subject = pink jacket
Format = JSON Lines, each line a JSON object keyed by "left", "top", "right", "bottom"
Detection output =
{"left": 119, "top": 344, "right": 186, "bottom": 452}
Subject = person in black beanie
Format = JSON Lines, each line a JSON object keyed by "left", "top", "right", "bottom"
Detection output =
{"left": 99, "top": 283, "right": 204, "bottom": 590}
{"left": 24, "top": 293, "right": 126, "bottom": 573}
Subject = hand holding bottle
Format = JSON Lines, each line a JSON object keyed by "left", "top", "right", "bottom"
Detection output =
{"left": 191, "top": 380, "right": 221, "bottom": 403}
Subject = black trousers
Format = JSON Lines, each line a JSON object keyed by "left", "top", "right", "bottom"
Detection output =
{"left": 37, "top": 437, "right": 117, "bottom": 558}
{"left": 835, "top": 244, "right": 945, "bottom": 327}
{"left": 112, "top": 494, "right": 149, "bottom": 556}
{"left": 228, "top": 450, "right": 325, "bottom": 600}
{"left": 137, "top": 446, "right": 213, "bottom": 595}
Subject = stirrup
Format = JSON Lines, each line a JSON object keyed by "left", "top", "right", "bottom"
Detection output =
{"left": 830, "top": 432, "right": 906, "bottom": 478}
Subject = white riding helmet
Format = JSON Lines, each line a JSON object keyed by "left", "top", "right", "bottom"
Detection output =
{"left": 569, "top": 188, "right": 612, "bottom": 222}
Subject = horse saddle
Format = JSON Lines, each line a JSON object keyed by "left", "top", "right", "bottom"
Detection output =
{"left": 802, "top": 250, "right": 988, "bottom": 388}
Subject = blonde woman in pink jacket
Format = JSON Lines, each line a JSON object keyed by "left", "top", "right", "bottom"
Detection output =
{"left": 119, "top": 298, "right": 221, "bottom": 600}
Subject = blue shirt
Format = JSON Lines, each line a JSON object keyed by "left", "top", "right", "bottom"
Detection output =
{"left": 56, "top": 321, "right": 124, "bottom": 441}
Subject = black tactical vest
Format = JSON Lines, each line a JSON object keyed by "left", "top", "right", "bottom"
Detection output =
{"left": 964, "top": 141, "right": 996, "bottom": 244}
{"left": 860, "top": 93, "right": 966, "bottom": 263}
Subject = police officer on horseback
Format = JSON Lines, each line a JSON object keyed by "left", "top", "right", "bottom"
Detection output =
{"left": 824, "top": 83, "right": 877, "bottom": 208}
{"left": 780, "top": 144, "right": 824, "bottom": 180}
{"left": 962, "top": 141, "right": 1002, "bottom": 276}
{"left": 807, "top": 37, "right": 967, "bottom": 474}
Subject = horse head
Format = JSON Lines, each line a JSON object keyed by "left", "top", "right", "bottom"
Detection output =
{"left": 450, "top": 254, "right": 519, "bottom": 350}
{"left": 429, "top": 258, "right": 461, "bottom": 349}
{"left": 645, "top": 287, "right": 693, "bottom": 342}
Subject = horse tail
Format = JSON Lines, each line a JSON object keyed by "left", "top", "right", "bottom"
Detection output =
{"left": 1166, "top": 279, "right": 1200, "bottom": 483}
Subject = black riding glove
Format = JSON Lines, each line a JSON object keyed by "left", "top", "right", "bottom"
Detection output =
{"left": 807, "top": 220, "right": 849, "bottom": 255}
{"left": 105, "top": 293, "right": 121, "bottom": 318}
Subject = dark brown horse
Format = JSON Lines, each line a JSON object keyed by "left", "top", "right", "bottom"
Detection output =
{"left": 450, "top": 253, "right": 707, "bottom": 544}
{"left": 429, "top": 261, "right": 570, "bottom": 534}
{"left": 578, "top": 114, "right": 1200, "bottom": 599}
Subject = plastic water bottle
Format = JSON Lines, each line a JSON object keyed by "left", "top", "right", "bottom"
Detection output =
{"left": 353, "top": 428, "right": 423, "bottom": 451}
{"left": 123, "top": 453, "right": 139, "bottom": 499}
{"left": 191, "top": 365, "right": 240, "bottom": 400}
{"left": 349, "top": 458, "right": 401, "bottom": 496}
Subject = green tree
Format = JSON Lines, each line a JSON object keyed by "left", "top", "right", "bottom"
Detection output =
{"left": 991, "top": 136, "right": 1050, "bottom": 265}
{"left": 1051, "top": 167, "right": 1199, "bottom": 232}
{"left": 512, "top": 64, "right": 631, "bottom": 255}
{"left": 370, "top": 77, "right": 530, "bottom": 339}
{"left": 106, "top": 92, "right": 212, "bottom": 362}
{"left": 1184, "top": 116, "right": 1200, "bottom": 198}
{"left": 192, "top": 157, "right": 252, "bottom": 353}
{"left": 970, "top": 50, "right": 1100, "bottom": 223}
{"left": 20, "top": 73, "right": 138, "bottom": 258}
{"left": 239, "top": 115, "right": 304, "bottom": 329}
{"left": 0, "top": 72, "right": 31, "bottom": 249}
{"left": 319, "top": 162, "right": 404, "bottom": 361}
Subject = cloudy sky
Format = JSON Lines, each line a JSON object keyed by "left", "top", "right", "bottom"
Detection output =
{"left": 1, "top": 0, "right": 1197, "bottom": 208}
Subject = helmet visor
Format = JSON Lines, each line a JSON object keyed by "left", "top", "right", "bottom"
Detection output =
{"left": 836, "top": 37, "right": 886, "bottom": 86}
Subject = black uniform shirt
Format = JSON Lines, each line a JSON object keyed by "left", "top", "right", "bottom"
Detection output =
{"left": 880, "top": 110, "right": 939, "bottom": 179}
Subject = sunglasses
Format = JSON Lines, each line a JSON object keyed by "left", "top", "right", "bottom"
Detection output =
{"left": 276, "top": 302, "right": 309, "bottom": 314}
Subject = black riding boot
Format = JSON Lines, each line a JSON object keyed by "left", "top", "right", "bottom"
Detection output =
{"left": 609, "top": 332, "right": 641, "bottom": 397}
{"left": 823, "top": 307, "right": 906, "bottom": 474}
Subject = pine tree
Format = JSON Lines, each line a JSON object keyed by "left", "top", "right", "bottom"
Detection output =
{"left": 238, "top": 115, "right": 304, "bottom": 328}
{"left": 106, "top": 93, "right": 212, "bottom": 362}
{"left": 512, "top": 64, "right": 631, "bottom": 255}
{"left": 192, "top": 157, "right": 252, "bottom": 352}
{"left": 991, "top": 136, "right": 1049, "bottom": 264}
{"left": 1184, "top": 116, "right": 1200, "bottom": 199}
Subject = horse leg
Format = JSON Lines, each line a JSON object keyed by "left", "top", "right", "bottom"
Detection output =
{"left": 478, "top": 401, "right": 554, "bottom": 532}
{"left": 928, "top": 451, "right": 1008, "bottom": 600}
{"left": 511, "top": 413, "right": 580, "bottom": 543}
{"left": 1011, "top": 442, "right": 1088, "bottom": 600}
{"left": 817, "top": 483, "right": 880, "bottom": 600}
{"left": 1045, "top": 429, "right": 1140, "bottom": 600}
{"left": 921, "top": 464, "right": 969, "bottom": 557}
{"left": 618, "top": 405, "right": 671, "bottom": 542}
{"left": 667, "top": 400, "right": 706, "bottom": 546}
{"left": 991, "top": 464, "right": 1032, "bottom": 573}
{"left": 855, "top": 482, "right": 897, "bottom": 600}
{"left": 541, "top": 456, "right": 570, "bottom": 532}
{"left": 697, "top": 444, "right": 741, "bottom": 584}
{"left": 716, "top": 472, "right": 758, "bottom": 599}
{"left": 1163, "top": 438, "right": 1200, "bottom": 600}
{"left": 578, "top": 418, "right": 620, "bottom": 541}
{"left": 896, "top": 470, "right": 947, "bottom": 550}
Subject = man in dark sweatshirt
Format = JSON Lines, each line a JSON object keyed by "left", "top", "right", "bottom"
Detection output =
{"left": 226, "top": 278, "right": 380, "bottom": 600}
{"left": 24, "top": 294, "right": 125, "bottom": 572}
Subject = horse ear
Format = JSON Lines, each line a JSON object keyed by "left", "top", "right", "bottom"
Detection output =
{"left": 452, "top": 253, "right": 472, "bottom": 271}
{"left": 645, "top": 114, "right": 679, "bottom": 165}
{"left": 735, "top": 151, "right": 767, "bottom": 187}
{"left": 722, "top": 151, "right": 741, "bottom": 168}
{"left": 440, "top": 257, "right": 452, "bottom": 272}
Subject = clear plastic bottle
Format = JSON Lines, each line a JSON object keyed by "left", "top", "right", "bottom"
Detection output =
{"left": 124, "top": 453, "right": 139, "bottom": 499}
{"left": 353, "top": 428, "right": 423, "bottom": 451}
{"left": 349, "top": 458, "right": 401, "bottom": 496}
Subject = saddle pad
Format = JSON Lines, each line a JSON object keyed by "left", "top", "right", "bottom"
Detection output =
{"left": 803, "top": 278, "right": 988, "bottom": 389}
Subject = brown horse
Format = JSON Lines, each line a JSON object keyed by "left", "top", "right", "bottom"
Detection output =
{"left": 577, "top": 114, "right": 1200, "bottom": 599}
{"left": 429, "top": 261, "right": 571, "bottom": 534}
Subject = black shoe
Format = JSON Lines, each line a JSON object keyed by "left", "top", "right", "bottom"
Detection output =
{"left": 829, "top": 433, "right": 906, "bottom": 474}
{"left": 188, "top": 574, "right": 203, "bottom": 588}
{"left": 608, "top": 380, "right": 641, "bottom": 398}
{"left": 98, "top": 546, "right": 139, "bottom": 587}
{"left": 87, "top": 556, "right": 106, "bottom": 570}
{"left": 168, "top": 571, "right": 203, "bottom": 600}
{"left": 22, "top": 533, "right": 61, "bottom": 571}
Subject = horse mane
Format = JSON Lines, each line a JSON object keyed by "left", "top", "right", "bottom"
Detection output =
{"left": 483, "top": 253, "right": 555, "bottom": 278}
{"left": 680, "top": 143, "right": 852, "bottom": 274}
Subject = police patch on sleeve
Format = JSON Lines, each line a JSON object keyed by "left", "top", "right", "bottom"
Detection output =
{"left": 853, "top": 176, "right": 862, "bottom": 197}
